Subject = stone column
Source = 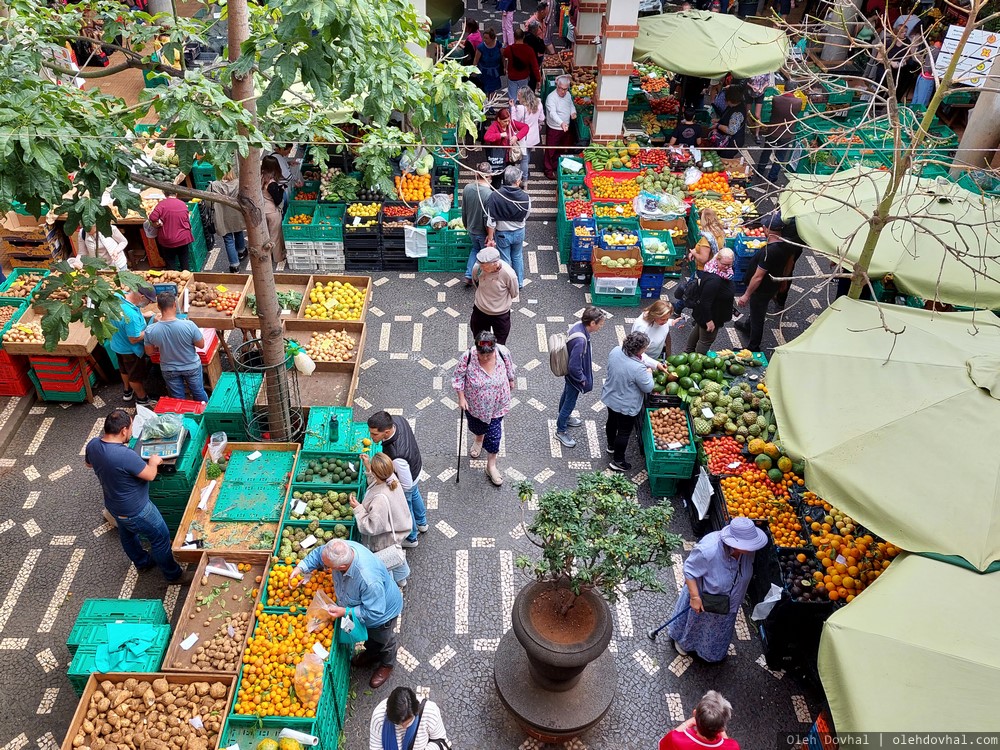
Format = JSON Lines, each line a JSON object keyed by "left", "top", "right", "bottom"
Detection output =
{"left": 574, "top": 1, "right": 606, "bottom": 69}
{"left": 592, "top": 0, "right": 640, "bottom": 142}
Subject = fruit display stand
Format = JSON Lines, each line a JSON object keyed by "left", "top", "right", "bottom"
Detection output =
{"left": 640, "top": 406, "right": 698, "bottom": 498}
{"left": 171, "top": 442, "right": 299, "bottom": 564}
{"left": 298, "top": 274, "right": 371, "bottom": 324}
{"left": 281, "top": 319, "right": 365, "bottom": 408}
{"left": 60, "top": 672, "right": 237, "bottom": 750}
{"left": 0, "top": 267, "right": 48, "bottom": 305}
{"left": 232, "top": 272, "right": 312, "bottom": 333}
{"left": 162, "top": 550, "right": 270, "bottom": 675}
{"left": 1, "top": 306, "right": 108, "bottom": 402}
{"left": 182, "top": 273, "right": 252, "bottom": 332}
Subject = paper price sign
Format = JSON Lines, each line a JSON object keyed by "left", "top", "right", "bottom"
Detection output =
{"left": 215, "top": 285, "right": 228, "bottom": 293}
{"left": 667, "top": 442, "right": 683, "bottom": 450}
{"left": 701, "top": 408, "right": 714, "bottom": 419}
{"left": 300, "top": 534, "right": 317, "bottom": 549}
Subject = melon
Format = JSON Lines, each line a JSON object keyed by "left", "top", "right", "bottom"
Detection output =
{"left": 777, "top": 456, "right": 792, "bottom": 473}
{"left": 767, "top": 468, "right": 784, "bottom": 483}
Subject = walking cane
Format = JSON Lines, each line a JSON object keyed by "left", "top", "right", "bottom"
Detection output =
{"left": 456, "top": 407, "right": 464, "bottom": 484}
{"left": 647, "top": 605, "right": 691, "bottom": 641}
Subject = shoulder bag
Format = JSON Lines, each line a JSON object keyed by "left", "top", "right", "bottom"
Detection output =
{"left": 372, "top": 491, "right": 407, "bottom": 571}
{"left": 507, "top": 123, "right": 523, "bottom": 164}
{"left": 700, "top": 561, "right": 741, "bottom": 615}
{"left": 402, "top": 700, "right": 453, "bottom": 750}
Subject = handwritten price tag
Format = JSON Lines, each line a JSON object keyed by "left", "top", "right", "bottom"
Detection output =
{"left": 180, "top": 633, "right": 199, "bottom": 651}
{"left": 293, "top": 500, "right": 307, "bottom": 516}
{"left": 667, "top": 441, "right": 683, "bottom": 450}
{"left": 300, "top": 534, "right": 317, "bottom": 549}
{"left": 701, "top": 407, "right": 714, "bottom": 419}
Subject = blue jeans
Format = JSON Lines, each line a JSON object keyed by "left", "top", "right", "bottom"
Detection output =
{"left": 404, "top": 482, "right": 427, "bottom": 542}
{"left": 556, "top": 378, "right": 582, "bottom": 433}
{"left": 495, "top": 227, "right": 525, "bottom": 287}
{"left": 222, "top": 231, "right": 246, "bottom": 267}
{"left": 163, "top": 366, "right": 208, "bottom": 402}
{"left": 466, "top": 233, "right": 487, "bottom": 279}
{"left": 115, "top": 502, "right": 183, "bottom": 580}
{"left": 911, "top": 75, "right": 935, "bottom": 107}
{"left": 508, "top": 77, "right": 530, "bottom": 102}
{"left": 391, "top": 558, "right": 411, "bottom": 585}
{"left": 756, "top": 145, "right": 792, "bottom": 184}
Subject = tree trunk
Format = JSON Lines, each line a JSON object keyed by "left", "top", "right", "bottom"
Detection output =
{"left": 951, "top": 56, "right": 1000, "bottom": 174}
{"left": 229, "top": 0, "right": 294, "bottom": 439}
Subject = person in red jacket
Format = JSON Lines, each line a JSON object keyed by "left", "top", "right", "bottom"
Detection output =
{"left": 502, "top": 27, "right": 541, "bottom": 103}
{"left": 148, "top": 192, "right": 194, "bottom": 271}
{"left": 484, "top": 108, "right": 530, "bottom": 188}
{"left": 659, "top": 691, "right": 740, "bottom": 750}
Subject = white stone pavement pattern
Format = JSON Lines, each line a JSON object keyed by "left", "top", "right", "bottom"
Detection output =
{"left": 0, "top": 192, "right": 829, "bottom": 750}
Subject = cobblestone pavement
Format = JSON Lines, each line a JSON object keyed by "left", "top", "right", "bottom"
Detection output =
{"left": 0, "top": 187, "right": 836, "bottom": 748}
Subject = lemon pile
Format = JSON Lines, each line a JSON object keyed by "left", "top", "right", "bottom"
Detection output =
{"left": 303, "top": 280, "right": 366, "bottom": 320}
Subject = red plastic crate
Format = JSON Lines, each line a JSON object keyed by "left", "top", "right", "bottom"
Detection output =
{"left": 0, "top": 371, "right": 33, "bottom": 396}
{"left": 33, "top": 364, "right": 90, "bottom": 383}
{"left": 0, "top": 350, "right": 26, "bottom": 369}
{"left": 149, "top": 328, "right": 219, "bottom": 365}
{"left": 154, "top": 398, "right": 207, "bottom": 415}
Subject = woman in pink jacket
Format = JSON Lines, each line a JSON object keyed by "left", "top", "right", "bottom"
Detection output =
{"left": 484, "top": 108, "right": 530, "bottom": 189}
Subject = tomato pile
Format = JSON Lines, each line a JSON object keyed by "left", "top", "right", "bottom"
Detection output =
{"left": 650, "top": 96, "right": 680, "bottom": 115}
{"left": 295, "top": 191, "right": 317, "bottom": 201}
{"left": 639, "top": 149, "right": 668, "bottom": 167}
{"left": 211, "top": 292, "right": 241, "bottom": 315}
{"left": 383, "top": 204, "right": 416, "bottom": 218}
{"left": 702, "top": 436, "right": 751, "bottom": 475}
{"left": 564, "top": 200, "right": 593, "bottom": 220}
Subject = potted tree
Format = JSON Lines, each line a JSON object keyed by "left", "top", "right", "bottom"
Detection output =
{"left": 513, "top": 472, "right": 682, "bottom": 691}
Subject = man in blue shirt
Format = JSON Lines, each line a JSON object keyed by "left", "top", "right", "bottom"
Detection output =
{"left": 292, "top": 539, "right": 403, "bottom": 689}
{"left": 85, "top": 410, "right": 192, "bottom": 584}
{"left": 144, "top": 292, "right": 208, "bottom": 402}
{"left": 110, "top": 286, "right": 156, "bottom": 406}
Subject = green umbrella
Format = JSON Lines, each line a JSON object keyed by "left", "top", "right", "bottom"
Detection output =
{"left": 820, "top": 552, "right": 1000, "bottom": 731}
{"left": 769, "top": 297, "right": 1000, "bottom": 572}
{"left": 780, "top": 167, "right": 1000, "bottom": 309}
{"left": 633, "top": 10, "right": 789, "bottom": 78}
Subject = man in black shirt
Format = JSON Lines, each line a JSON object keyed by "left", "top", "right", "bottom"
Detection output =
{"left": 367, "top": 411, "right": 428, "bottom": 547}
{"left": 735, "top": 217, "right": 795, "bottom": 351}
{"left": 669, "top": 109, "right": 703, "bottom": 147}
{"left": 524, "top": 19, "right": 547, "bottom": 74}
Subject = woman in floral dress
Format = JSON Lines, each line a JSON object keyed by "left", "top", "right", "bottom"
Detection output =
{"left": 453, "top": 331, "right": 516, "bottom": 488}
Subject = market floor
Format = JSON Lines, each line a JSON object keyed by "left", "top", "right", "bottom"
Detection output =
{"left": 0, "top": 193, "right": 835, "bottom": 749}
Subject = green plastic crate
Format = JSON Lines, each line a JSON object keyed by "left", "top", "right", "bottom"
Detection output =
{"left": 293, "top": 452, "right": 364, "bottom": 490}
{"left": 303, "top": 406, "right": 356, "bottom": 452}
{"left": 0, "top": 300, "right": 28, "bottom": 340}
{"left": 649, "top": 474, "right": 680, "bottom": 498}
{"left": 558, "top": 156, "right": 586, "bottom": 184}
{"left": 282, "top": 200, "right": 320, "bottom": 241}
{"left": 67, "top": 599, "right": 167, "bottom": 652}
{"left": 314, "top": 203, "right": 346, "bottom": 242}
{"left": 640, "top": 407, "right": 698, "bottom": 478}
{"left": 419, "top": 255, "right": 469, "bottom": 273}
{"left": 639, "top": 230, "right": 680, "bottom": 266}
{"left": 67, "top": 624, "right": 171, "bottom": 695}
{"left": 229, "top": 449, "right": 297, "bottom": 485}
{"left": 0, "top": 268, "right": 48, "bottom": 306}
{"left": 590, "top": 282, "right": 641, "bottom": 308}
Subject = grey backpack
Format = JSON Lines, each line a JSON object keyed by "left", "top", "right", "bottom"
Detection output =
{"left": 548, "top": 329, "right": 586, "bottom": 376}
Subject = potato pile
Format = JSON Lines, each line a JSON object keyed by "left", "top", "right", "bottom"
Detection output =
{"left": 0, "top": 306, "right": 20, "bottom": 326}
{"left": 303, "top": 329, "right": 356, "bottom": 363}
{"left": 188, "top": 282, "right": 219, "bottom": 307}
{"left": 69, "top": 676, "right": 229, "bottom": 750}
{"left": 1, "top": 273, "right": 44, "bottom": 298}
{"left": 144, "top": 270, "right": 191, "bottom": 285}
{"left": 649, "top": 407, "right": 691, "bottom": 450}
{"left": 172, "top": 610, "right": 252, "bottom": 672}
{"left": 2, "top": 322, "right": 43, "bottom": 344}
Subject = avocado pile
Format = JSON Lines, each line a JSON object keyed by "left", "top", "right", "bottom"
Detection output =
{"left": 290, "top": 489, "right": 353, "bottom": 522}
{"left": 295, "top": 457, "right": 359, "bottom": 485}
{"left": 278, "top": 520, "right": 350, "bottom": 562}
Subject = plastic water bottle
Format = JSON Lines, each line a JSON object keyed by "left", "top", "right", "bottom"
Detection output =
{"left": 329, "top": 413, "right": 340, "bottom": 444}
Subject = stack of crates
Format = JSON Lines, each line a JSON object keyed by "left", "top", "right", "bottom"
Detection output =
{"left": 0, "top": 298, "right": 31, "bottom": 396}
{"left": 638, "top": 228, "right": 680, "bottom": 299}
{"left": 202, "top": 372, "right": 259, "bottom": 441}
{"left": 640, "top": 407, "right": 698, "bottom": 498}
{"left": 188, "top": 201, "right": 210, "bottom": 272}
{"left": 190, "top": 160, "right": 215, "bottom": 190}
{"left": 568, "top": 217, "right": 595, "bottom": 284}
{"left": 343, "top": 202, "right": 383, "bottom": 272}
{"left": 381, "top": 202, "right": 419, "bottom": 272}
{"left": 432, "top": 160, "right": 459, "bottom": 209}
{"left": 590, "top": 217, "right": 642, "bottom": 307}
{"left": 27, "top": 356, "right": 98, "bottom": 403}
{"left": 66, "top": 599, "right": 169, "bottom": 695}
{"left": 420, "top": 208, "right": 471, "bottom": 274}
{"left": 147, "top": 415, "right": 208, "bottom": 532}
{"left": 283, "top": 198, "right": 321, "bottom": 269}
{"left": 732, "top": 235, "right": 763, "bottom": 295}
{"left": 284, "top": 198, "right": 347, "bottom": 273}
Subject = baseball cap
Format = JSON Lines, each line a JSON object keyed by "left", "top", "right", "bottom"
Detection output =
{"left": 477, "top": 247, "right": 501, "bottom": 263}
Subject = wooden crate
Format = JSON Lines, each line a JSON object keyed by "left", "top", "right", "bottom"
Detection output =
{"left": 183, "top": 273, "right": 251, "bottom": 331}
{"left": 233, "top": 273, "right": 313, "bottom": 330}
{"left": 281, "top": 319, "right": 366, "bottom": 371}
{"left": 162, "top": 551, "right": 270, "bottom": 675}
{"left": 299, "top": 273, "right": 371, "bottom": 323}
{"left": 172, "top": 442, "right": 298, "bottom": 564}
{"left": 1, "top": 306, "right": 98, "bottom": 357}
{"left": 61, "top": 672, "right": 237, "bottom": 750}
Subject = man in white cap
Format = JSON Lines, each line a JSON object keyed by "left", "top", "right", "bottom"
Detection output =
{"left": 663, "top": 516, "right": 768, "bottom": 662}
{"left": 469, "top": 246, "right": 519, "bottom": 346}
{"left": 290, "top": 539, "right": 404, "bottom": 689}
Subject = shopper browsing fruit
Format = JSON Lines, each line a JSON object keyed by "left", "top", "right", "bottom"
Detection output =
{"left": 290, "top": 539, "right": 403, "bottom": 689}
{"left": 658, "top": 691, "right": 740, "bottom": 750}
{"left": 369, "top": 686, "right": 451, "bottom": 750}
{"left": 543, "top": 75, "right": 578, "bottom": 179}
{"left": 85, "top": 409, "right": 193, "bottom": 584}
{"left": 601, "top": 331, "right": 655, "bottom": 472}
{"left": 666, "top": 517, "right": 767, "bottom": 662}
{"left": 554, "top": 306, "right": 607, "bottom": 449}
{"left": 109, "top": 285, "right": 157, "bottom": 407}
{"left": 367, "top": 411, "right": 428, "bottom": 548}
{"left": 454, "top": 331, "right": 516, "bottom": 487}
{"left": 351, "top": 453, "right": 413, "bottom": 588}
{"left": 735, "top": 215, "right": 795, "bottom": 352}
{"left": 147, "top": 191, "right": 194, "bottom": 271}
{"left": 685, "top": 248, "right": 736, "bottom": 355}
{"left": 470, "top": 246, "right": 519, "bottom": 346}
{"left": 143, "top": 292, "right": 208, "bottom": 402}
{"left": 631, "top": 300, "right": 678, "bottom": 363}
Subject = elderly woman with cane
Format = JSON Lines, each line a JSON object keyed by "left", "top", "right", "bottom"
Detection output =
{"left": 453, "top": 330, "right": 516, "bottom": 488}
{"left": 655, "top": 517, "right": 768, "bottom": 662}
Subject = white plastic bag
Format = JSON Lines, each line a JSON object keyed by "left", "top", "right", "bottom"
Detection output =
{"left": 294, "top": 351, "right": 316, "bottom": 376}
{"left": 404, "top": 226, "right": 428, "bottom": 258}
{"left": 683, "top": 166, "right": 704, "bottom": 186}
{"left": 208, "top": 432, "right": 228, "bottom": 462}
{"left": 751, "top": 583, "right": 784, "bottom": 621}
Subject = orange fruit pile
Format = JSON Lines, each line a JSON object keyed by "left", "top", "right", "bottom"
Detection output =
{"left": 808, "top": 509, "right": 901, "bottom": 602}
{"left": 594, "top": 203, "right": 636, "bottom": 218}
{"left": 721, "top": 469, "right": 803, "bottom": 548}
{"left": 590, "top": 175, "right": 640, "bottom": 201}
{"left": 265, "top": 562, "right": 337, "bottom": 609}
{"left": 288, "top": 213, "right": 312, "bottom": 225}
{"left": 395, "top": 173, "right": 431, "bottom": 202}
{"left": 236, "top": 611, "right": 335, "bottom": 717}
{"left": 688, "top": 172, "right": 732, "bottom": 200}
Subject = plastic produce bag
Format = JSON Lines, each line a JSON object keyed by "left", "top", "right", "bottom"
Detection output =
{"left": 404, "top": 225, "right": 428, "bottom": 258}
{"left": 141, "top": 413, "right": 182, "bottom": 441}
{"left": 683, "top": 166, "right": 703, "bottom": 186}
{"left": 751, "top": 583, "right": 784, "bottom": 621}
{"left": 305, "top": 589, "right": 336, "bottom": 633}
{"left": 294, "top": 653, "right": 325, "bottom": 705}
{"left": 294, "top": 350, "right": 316, "bottom": 376}
{"left": 207, "top": 432, "right": 228, "bottom": 463}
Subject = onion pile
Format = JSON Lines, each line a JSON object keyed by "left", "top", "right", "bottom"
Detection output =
{"left": 304, "top": 329, "right": 356, "bottom": 362}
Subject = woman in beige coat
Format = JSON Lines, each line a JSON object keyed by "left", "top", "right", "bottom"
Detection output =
{"left": 350, "top": 453, "right": 413, "bottom": 587}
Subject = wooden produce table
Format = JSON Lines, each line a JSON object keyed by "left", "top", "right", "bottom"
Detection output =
{"left": 182, "top": 272, "right": 251, "bottom": 332}
{"left": 162, "top": 550, "right": 270, "bottom": 675}
{"left": 232, "top": 272, "right": 311, "bottom": 334}
{"left": 1, "top": 307, "right": 107, "bottom": 402}
{"left": 282, "top": 319, "right": 364, "bottom": 408}
{"left": 60, "top": 672, "right": 237, "bottom": 750}
{"left": 299, "top": 273, "right": 372, "bottom": 323}
{"left": 172, "top": 442, "right": 298, "bottom": 564}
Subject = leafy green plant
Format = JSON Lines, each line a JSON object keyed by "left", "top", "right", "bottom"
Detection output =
{"left": 515, "top": 472, "right": 682, "bottom": 604}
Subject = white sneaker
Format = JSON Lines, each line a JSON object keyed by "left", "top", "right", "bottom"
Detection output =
{"left": 416, "top": 524, "right": 429, "bottom": 533}
{"left": 401, "top": 538, "right": 419, "bottom": 549}
{"left": 566, "top": 416, "right": 583, "bottom": 427}
{"left": 555, "top": 432, "right": 577, "bottom": 448}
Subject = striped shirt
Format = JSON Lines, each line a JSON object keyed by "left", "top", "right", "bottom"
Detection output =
{"left": 369, "top": 699, "right": 448, "bottom": 750}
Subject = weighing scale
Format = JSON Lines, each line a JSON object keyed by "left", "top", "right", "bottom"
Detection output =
{"left": 135, "top": 426, "right": 189, "bottom": 474}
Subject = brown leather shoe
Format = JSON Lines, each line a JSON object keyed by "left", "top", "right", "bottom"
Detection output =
{"left": 351, "top": 649, "right": 380, "bottom": 669}
{"left": 369, "top": 665, "right": 394, "bottom": 689}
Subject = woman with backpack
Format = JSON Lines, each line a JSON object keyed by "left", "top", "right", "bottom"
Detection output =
{"left": 553, "top": 306, "right": 607, "bottom": 449}
{"left": 684, "top": 248, "right": 736, "bottom": 354}
{"left": 453, "top": 331, "right": 516, "bottom": 487}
